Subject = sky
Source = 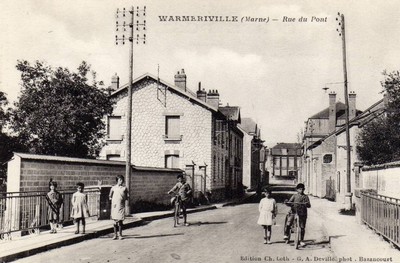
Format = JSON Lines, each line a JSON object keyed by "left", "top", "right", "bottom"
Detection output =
{"left": 1, "top": 0, "right": 400, "bottom": 147}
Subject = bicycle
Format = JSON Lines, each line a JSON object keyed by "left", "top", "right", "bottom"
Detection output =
{"left": 284, "top": 201, "right": 308, "bottom": 249}
{"left": 171, "top": 194, "right": 182, "bottom": 227}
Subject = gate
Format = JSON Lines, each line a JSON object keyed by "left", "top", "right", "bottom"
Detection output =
{"left": 325, "top": 178, "right": 336, "bottom": 201}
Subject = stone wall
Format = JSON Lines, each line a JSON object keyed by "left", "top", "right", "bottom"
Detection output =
{"left": 361, "top": 163, "right": 400, "bottom": 199}
{"left": 7, "top": 153, "right": 180, "bottom": 207}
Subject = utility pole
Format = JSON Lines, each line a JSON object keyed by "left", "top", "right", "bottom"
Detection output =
{"left": 115, "top": 6, "right": 146, "bottom": 214}
{"left": 336, "top": 12, "right": 352, "bottom": 209}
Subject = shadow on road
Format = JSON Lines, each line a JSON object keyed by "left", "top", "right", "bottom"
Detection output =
{"left": 339, "top": 208, "right": 356, "bottom": 216}
{"left": 191, "top": 221, "right": 228, "bottom": 226}
{"left": 134, "top": 233, "right": 184, "bottom": 239}
{"left": 245, "top": 192, "right": 295, "bottom": 204}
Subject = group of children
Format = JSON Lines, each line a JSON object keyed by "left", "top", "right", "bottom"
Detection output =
{"left": 257, "top": 183, "right": 311, "bottom": 246}
{"left": 46, "top": 175, "right": 128, "bottom": 239}
{"left": 47, "top": 176, "right": 310, "bottom": 244}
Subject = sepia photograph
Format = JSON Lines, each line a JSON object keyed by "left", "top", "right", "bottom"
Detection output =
{"left": 1, "top": 0, "right": 400, "bottom": 262}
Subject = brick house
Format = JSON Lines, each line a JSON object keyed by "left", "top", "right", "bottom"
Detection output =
{"left": 100, "top": 70, "right": 244, "bottom": 201}
{"left": 238, "top": 118, "right": 264, "bottom": 190}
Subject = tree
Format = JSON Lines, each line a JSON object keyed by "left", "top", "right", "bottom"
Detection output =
{"left": 0, "top": 91, "right": 25, "bottom": 179}
{"left": 9, "top": 60, "right": 113, "bottom": 158}
{"left": 356, "top": 70, "right": 400, "bottom": 165}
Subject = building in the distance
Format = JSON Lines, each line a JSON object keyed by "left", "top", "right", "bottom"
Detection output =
{"left": 267, "top": 143, "right": 302, "bottom": 185}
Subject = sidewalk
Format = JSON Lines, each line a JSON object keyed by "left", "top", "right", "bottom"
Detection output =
{"left": 309, "top": 196, "right": 400, "bottom": 262}
{"left": 0, "top": 193, "right": 251, "bottom": 262}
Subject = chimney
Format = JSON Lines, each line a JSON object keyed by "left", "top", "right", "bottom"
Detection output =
{"left": 196, "top": 82, "right": 207, "bottom": 102}
{"left": 174, "top": 69, "right": 187, "bottom": 92}
{"left": 348, "top": 91, "right": 356, "bottom": 120}
{"left": 328, "top": 91, "right": 337, "bottom": 132}
{"left": 207, "top": 89, "right": 220, "bottom": 109}
{"left": 111, "top": 73, "right": 119, "bottom": 91}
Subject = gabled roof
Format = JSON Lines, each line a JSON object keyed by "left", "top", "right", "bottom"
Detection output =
{"left": 307, "top": 99, "right": 386, "bottom": 150}
{"left": 110, "top": 73, "right": 219, "bottom": 112}
{"left": 271, "top": 143, "right": 302, "bottom": 156}
{"left": 309, "top": 102, "right": 362, "bottom": 120}
{"left": 239, "top": 118, "right": 257, "bottom": 134}
{"left": 272, "top": 143, "right": 302, "bottom": 150}
{"left": 310, "top": 102, "right": 345, "bottom": 119}
{"left": 219, "top": 106, "right": 241, "bottom": 122}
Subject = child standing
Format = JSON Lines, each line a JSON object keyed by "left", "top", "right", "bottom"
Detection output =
{"left": 109, "top": 175, "right": 128, "bottom": 240}
{"left": 257, "top": 188, "right": 277, "bottom": 244}
{"left": 46, "top": 180, "right": 63, "bottom": 234}
{"left": 71, "top": 182, "right": 90, "bottom": 234}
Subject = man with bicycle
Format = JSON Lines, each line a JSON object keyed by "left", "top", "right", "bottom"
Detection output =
{"left": 168, "top": 173, "right": 192, "bottom": 226}
{"left": 284, "top": 183, "right": 311, "bottom": 247}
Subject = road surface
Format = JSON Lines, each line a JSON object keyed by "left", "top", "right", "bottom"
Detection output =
{"left": 15, "top": 196, "right": 334, "bottom": 263}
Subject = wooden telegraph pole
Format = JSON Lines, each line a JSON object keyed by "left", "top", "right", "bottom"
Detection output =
{"left": 115, "top": 6, "right": 146, "bottom": 214}
{"left": 337, "top": 12, "right": 352, "bottom": 209}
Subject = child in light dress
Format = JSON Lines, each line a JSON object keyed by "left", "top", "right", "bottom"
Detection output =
{"left": 109, "top": 175, "right": 128, "bottom": 240}
{"left": 257, "top": 188, "right": 277, "bottom": 244}
{"left": 71, "top": 182, "right": 90, "bottom": 234}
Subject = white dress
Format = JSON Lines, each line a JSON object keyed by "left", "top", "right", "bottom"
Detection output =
{"left": 110, "top": 185, "right": 128, "bottom": 221}
{"left": 257, "top": 197, "right": 277, "bottom": 226}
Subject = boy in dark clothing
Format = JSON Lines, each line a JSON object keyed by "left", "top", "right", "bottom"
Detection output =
{"left": 284, "top": 183, "right": 311, "bottom": 246}
{"left": 168, "top": 174, "right": 192, "bottom": 226}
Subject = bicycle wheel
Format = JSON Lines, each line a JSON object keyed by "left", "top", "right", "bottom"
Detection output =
{"left": 284, "top": 215, "right": 290, "bottom": 244}
{"left": 174, "top": 201, "right": 180, "bottom": 227}
{"left": 294, "top": 216, "right": 300, "bottom": 249}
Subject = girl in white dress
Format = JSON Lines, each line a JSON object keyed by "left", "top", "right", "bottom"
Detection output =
{"left": 257, "top": 188, "right": 277, "bottom": 244}
{"left": 71, "top": 182, "right": 90, "bottom": 234}
{"left": 109, "top": 175, "right": 128, "bottom": 240}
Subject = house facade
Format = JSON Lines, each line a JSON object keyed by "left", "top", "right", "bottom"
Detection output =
{"left": 328, "top": 98, "right": 385, "bottom": 203}
{"left": 301, "top": 91, "right": 362, "bottom": 200}
{"left": 238, "top": 118, "right": 264, "bottom": 190}
{"left": 100, "top": 70, "right": 244, "bottom": 201}
{"left": 267, "top": 143, "right": 302, "bottom": 185}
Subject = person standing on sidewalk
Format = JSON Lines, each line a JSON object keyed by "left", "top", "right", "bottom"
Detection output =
{"left": 284, "top": 183, "right": 311, "bottom": 246}
{"left": 46, "top": 180, "right": 63, "bottom": 234}
{"left": 109, "top": 175, "right": 128, "bottom": 240}
{"left": 71, "top": 182, "right": 90, "bottom": 234}
{"left": 257, "top": 188, "right": 277, "bottom": 244}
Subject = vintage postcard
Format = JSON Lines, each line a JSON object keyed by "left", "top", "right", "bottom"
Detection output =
{"left": 1, "top": 1, "right": 399, "bottom": 262}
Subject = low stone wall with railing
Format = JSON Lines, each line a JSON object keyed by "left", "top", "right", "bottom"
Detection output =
{"left": 2, "top": 153, "right": 182, "bottom": 238}
{"left": 0, "top": 187, "right": 101, "bottom": 239}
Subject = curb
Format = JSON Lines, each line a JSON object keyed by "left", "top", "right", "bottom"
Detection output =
{"left": 1, "top": 219, "right": 144, "bottom": 263}
{"left": 0, "top": 205, "right": 218, "bottom": 263}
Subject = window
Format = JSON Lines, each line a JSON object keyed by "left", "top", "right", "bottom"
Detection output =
{"left": 106, "top": 154, "right": 121, "bottom": 161}
{"left": 165, "top": 154, "right": 179, "bottom": 168}
{"left": 323, "top": 154, "right": 333, "bottom": 164}
{"left": 165, "top": 116, "right": 180, "bottom": 139}
{"left": 108, "top": 116, "right": 122, "bottom": 140}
